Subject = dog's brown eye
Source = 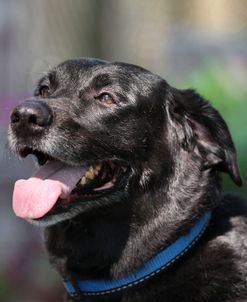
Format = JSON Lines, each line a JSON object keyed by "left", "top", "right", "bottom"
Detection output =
{"left": 98, "top": 93, "right": 114, "bottom": 105}
{"left": 39, "top": 85, "right": 50, "bottom": 97}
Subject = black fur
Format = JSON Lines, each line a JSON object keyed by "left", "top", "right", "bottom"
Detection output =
{"left": 8, "top": 58, "right": 247, "bottom": 301}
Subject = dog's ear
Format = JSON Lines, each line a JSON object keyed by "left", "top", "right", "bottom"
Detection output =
{"left": 167, "top": 88, "right": 243, "bottom": 186}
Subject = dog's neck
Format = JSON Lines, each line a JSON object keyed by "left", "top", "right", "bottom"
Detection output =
{"left": 45, "top": 153, "right": 221, "bottom": 300}
{"left": 63, "top": 211, "right": 211, "bottom": 299}
{"left": 110, "top": 166, "right": 220, "bottom": 274}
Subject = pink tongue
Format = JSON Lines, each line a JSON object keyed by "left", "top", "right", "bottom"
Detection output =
{"left": 13, "top": 161, "right": 87, "bottom": 219}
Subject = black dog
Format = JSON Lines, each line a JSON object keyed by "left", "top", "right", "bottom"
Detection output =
{"left": 8, "top": 58, "right": 247, "bottom": 301}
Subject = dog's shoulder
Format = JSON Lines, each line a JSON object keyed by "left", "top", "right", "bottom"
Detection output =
{"left": 211, "top": 193, "right": 247, "bottom": 240}
{"left": 199, "top": 193, "right": 247, "bottom": 299}
{"left": 207, "top": 193, "right": 247, "bottom": 258}
{"left": 163, "top": 194, "right": 247, "bottom": 302}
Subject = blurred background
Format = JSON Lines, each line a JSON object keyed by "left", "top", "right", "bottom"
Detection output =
{"left": 0, "top": 0, "right": 246, "bottom": 301}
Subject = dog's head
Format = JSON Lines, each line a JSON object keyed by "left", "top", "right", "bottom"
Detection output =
{"left": 8, "top": 58, "right": 242, "bottom": 226}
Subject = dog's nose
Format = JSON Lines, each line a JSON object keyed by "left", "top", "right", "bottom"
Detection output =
{"left": 10, "top": 100, "right": 52, "bottom": 134}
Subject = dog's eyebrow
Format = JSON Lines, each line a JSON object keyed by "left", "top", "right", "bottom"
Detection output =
{"left": 37, "top": 71, "right": 57, "bottom": 87}
{"left": 46, "top": 71, "right": 57, "bottom": 85}
{"left": 92, "top": 73, "right": 112, "bottom": 89}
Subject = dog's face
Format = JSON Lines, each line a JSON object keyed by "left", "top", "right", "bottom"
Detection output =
{"left": 8, "top": 58, "right": 242, "bottom": 226}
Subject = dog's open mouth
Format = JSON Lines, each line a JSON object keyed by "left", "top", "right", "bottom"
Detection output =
{"left": 13, "top": 147, "right": 128, "bottom": 220}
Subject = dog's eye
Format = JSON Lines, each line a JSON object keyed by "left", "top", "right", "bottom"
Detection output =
{"left": 97, "top": 93, "right": 114, "bottom": 105}
{"left": 39, "top": 85, "right": 50, "bottom": 97}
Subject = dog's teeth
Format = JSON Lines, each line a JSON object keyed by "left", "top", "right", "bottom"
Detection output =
{"left": 95, "top": 163, "right": 102, "bottom": 171}
{"left": 78, "top": 163, "right": 102, "bottom": 186}
{"left": 89, "top": 166, "right": 94, "bottom": 173}
{"left": 85, "top": 170, "right": 95, "bottom": 180}
{"left": 79, "top": 176, "right": 87, "bottom": 185}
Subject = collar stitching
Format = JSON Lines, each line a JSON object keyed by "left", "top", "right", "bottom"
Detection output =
{"left": 64, "top": 212, "right": 211, "bottom": 297}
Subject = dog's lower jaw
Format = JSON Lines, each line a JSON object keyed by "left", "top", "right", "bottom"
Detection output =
{"left": 23, "top": 161, "right": 132, "bottom": 227}
{"left": 29, "top": 190, "right": 128, "bottom": 227}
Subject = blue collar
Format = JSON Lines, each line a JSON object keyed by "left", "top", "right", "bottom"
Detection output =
{"left": 64, "top": 211, "right": 211, "bottom": 298}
